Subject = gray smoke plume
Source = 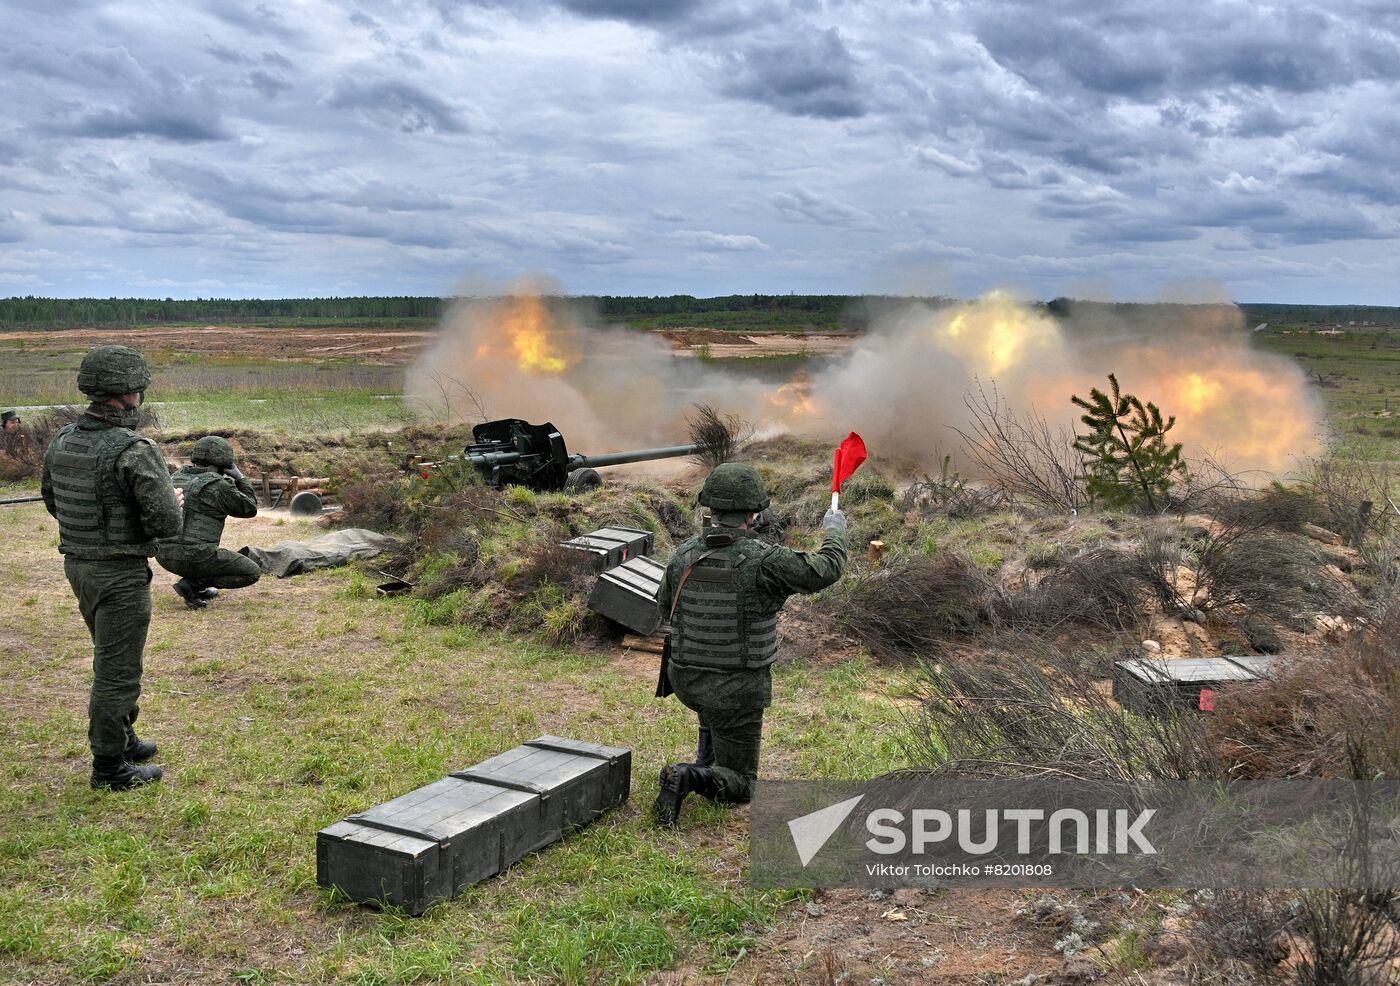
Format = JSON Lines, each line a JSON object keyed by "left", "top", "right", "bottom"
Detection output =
{"left": 406, "top": 286, "right": 1324, "bottom": 476}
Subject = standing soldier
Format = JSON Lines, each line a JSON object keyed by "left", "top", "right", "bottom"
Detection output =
{"left": 156, "top": 436, "right": 261, "bottom": 610}
{"left": 653, "top": 463, "right": 847, "bottom": 827}
{"left": 41, "top": 346, "right": 183, "bottom": 791}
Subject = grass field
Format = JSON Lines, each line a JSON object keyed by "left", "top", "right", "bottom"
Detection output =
{"left": 1256, "top": 329, "right": 1400, "bottom": 462}
{"left": 0, "top": 506, "right": 906, "bottom": 985}
{"left": 3, "top": 314, "right": 1400, "bottom": 984}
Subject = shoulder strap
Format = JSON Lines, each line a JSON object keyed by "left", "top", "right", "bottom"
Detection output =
{"left": 668, "top": 546, "right": 726, "bottom": 621}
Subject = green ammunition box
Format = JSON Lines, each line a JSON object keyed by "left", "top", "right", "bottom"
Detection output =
{"left": 559, "top": 526, "right": 655, "bottom": 570}
{"left": 586, "top": 555, "right": 667, "bottom": 634}
{"left": 1113, "top": 656, "right": 1278, "bottom": 715}
{"left": 317, "top": 736, "right": 631, "bottom": 914}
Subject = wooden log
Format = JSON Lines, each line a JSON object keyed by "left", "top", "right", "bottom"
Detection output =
{"left": 1301, "top": 522, "right": 1343, "bottom": 546}
{"left": 621, "top": 633, "right": 667, "bottom": 655}
{"left": 868, "top": 539, "right": 886, "bottom": 564}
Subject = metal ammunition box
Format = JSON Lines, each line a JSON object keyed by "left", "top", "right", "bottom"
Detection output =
{"left": 1113, "top": 656, "right": 1278, "bottom": 716}
{"left": 317, "top": 735, "right": 631, "bottom": 914}
{"left": 559, "top": 526, "right": 655, "bottom": 570}
{"left": 587, "top": 555, "right": 667, "bottom": 634}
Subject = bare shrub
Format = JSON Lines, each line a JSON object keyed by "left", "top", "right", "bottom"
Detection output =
{"left": 1185, "top": 891, "right": 1291, "bottom": 973}
{"left": 901, "top": 454, "right": 1005, "bottom": 519}
{"left": 1209, "top": 482, "right": 1324, "bottom": 534}
{"left": 686, "top": 403, "right": 752, "bottom": 469}
{"left": 1194, "top": 523, "right": 1355, "bottom": 623}
{"left": 902, "top": 631, "right": 1221, "bottom": 780}
{"left": 954, "top": 380, "right": 1087, "bottom": 512}
{"left": 510, "top": 543, "right": 598, "bottom": 598}
{"left": 1302, "top": 454, "right": 1395, "bottom": 549}
{"left": 836, "top": 553, "right": 993, "bottom": 658}
{"left": 1129, "top": 516, "right": 1356, "bottom": 623}
{"left": 995, "top": 547, "right": 1156, "bottom": 634}
{"left": 1206, "top": 605, "right": 1400, "bottom": 781}
{"left": 335, "top": 471, "right": 418, "bottom": 533}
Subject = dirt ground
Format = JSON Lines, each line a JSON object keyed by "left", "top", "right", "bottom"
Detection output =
{"left": 656, "top": 329, "right": 857, "bottom": 359}
{"left": 4, "top": 324, "right": 857, "bottom": 365}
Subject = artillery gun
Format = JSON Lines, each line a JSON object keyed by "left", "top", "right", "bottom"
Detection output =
{"left": 458, "top": 418, "right": 700, "bottom": 492}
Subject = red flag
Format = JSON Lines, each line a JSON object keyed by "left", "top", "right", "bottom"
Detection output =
{"left": 832, "top": 432, "right": 867, "bottom": 493}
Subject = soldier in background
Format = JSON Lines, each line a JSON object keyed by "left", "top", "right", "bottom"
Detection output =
{"left": 156, "top": 436, "right": 261, "bottom": 610}
{"left": 2, "top": 410, "right": 20, "bottom": 432}
{"left": 41, "top": 346, "right": 183, "bottom": 791}
{"left": 653, "top": 462, "right": 847, "bottom": 827}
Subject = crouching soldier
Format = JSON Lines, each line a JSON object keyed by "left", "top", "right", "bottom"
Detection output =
{"left": 652, "top": 463, "right": 847, "bottom": 827}
{"left": 156, "top": 436, "right": 261, "bottom": 609}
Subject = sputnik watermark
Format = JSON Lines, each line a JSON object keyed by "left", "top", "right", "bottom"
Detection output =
{"left": 751, "top": 778, "right": 1400, "bottom": 889}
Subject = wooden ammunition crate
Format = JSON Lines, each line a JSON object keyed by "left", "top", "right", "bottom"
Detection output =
{"left": 317, "top": 736, "right": 631, "bottom": 914}
{"left": 559, "top": 526, "right": 655, "bottom": 570}
{"left": 587, "top": 555, "right": 667, "bottom": 635}
{"left": 1113, "top": 656, "right": 1278, "bottom": 715}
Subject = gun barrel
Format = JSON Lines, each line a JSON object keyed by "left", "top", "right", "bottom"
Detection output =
{"left": 465, "top": 451, "right": 524, "bottom": 467}
{"left": 0, "top": 495, "right": 45, "bottom": 506}
{"left": 573, "top": 444, "right": 701, "bottom": 470}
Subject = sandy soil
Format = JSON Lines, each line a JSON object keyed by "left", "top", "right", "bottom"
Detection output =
{"left": 658, "top": 329, "right": 857, "bottom": 359}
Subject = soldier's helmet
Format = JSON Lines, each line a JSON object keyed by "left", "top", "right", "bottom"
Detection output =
{"left": 190, "top": 436, "right": 236, "bottom": 469}
{"left": 76, "top": 345, "right": 151, "bottom": 399}
{"left": 698, "top": 462, "right": 769, "bottom": 512}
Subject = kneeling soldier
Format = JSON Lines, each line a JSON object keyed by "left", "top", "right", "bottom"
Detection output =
{"left": 653, "top": 462, "right": 847, "bottom": 826}
{"left": 157, "top": 436, "right": 261, "bottom": 609}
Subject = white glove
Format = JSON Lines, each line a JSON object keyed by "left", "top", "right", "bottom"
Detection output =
{"left": 225, "top": 464, "right": 245, "bottom": 481}
{"left": 822, "top": 508, "right": 847, "bottom": 534}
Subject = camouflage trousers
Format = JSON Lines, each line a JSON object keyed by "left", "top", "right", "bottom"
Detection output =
{"left": 63, "top": 557, "right": 152, "bottom": 759}
{"left": 156, "top": 545, "right": 262, "bottom": 590}
{"left": 674, "top": 698, "right": 765, "bottom": 805}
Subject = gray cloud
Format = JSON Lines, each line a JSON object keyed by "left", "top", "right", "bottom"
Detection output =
{"left": 558, "top": 0, "right": 705, "bottom": 25}
{"left": 1, "top": 0, "right": 1397, "bottom": 300}
{"left": 722, "top": 28, "right": 866, "bottom": 118}
{"left": 771, "top": 188, "right": 877, "bottom": 229}
{"left": 323, "top": 76, "right": 467, "bottom": 133}
{"left": 55, "top": 108, "right": 231, "bottom": 142}
{"left": 247, "top": 69, "right": 291, "bottom": 99}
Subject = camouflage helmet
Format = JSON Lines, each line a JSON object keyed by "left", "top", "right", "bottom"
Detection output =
{"left": 190, "top": 435, "right": 235, "bottom": 468}
{"left": 76, "top": 345, "right": 151, "bottom": 399}
{"left": 698, "top": 462, "right": 769, "bottom": 513}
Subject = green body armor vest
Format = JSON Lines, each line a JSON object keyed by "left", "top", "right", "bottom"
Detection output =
{"left": 169, "top": 469, "right": 228, "bottom": 546}
{"left": 47, "top": 421, "right": 151, "bottom": 558}
{"left": 670, "top": 533, "right": 781, "bottom": 671}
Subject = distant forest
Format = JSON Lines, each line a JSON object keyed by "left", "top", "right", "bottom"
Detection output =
{"left": 1, "top": 294, "right": 1396, "bottom": 330}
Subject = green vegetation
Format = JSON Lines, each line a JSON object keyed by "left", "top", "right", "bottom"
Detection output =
{"left": 1256, "top": 329, "right": 1400, "bottom": 462}
{"left": 1072, "top": 373, "right": 1184, "bottom": 511}
{"left": 0, "top": 502, "right": 906, "bottom": 985}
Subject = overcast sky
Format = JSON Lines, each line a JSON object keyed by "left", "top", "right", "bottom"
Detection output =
{"left": 2, "top": 0, "right": 1397, "bottom": 303}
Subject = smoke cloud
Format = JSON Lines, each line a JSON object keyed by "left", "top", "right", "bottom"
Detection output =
{"left": 406, "top": 286, "right": 1325, "bottom": 477}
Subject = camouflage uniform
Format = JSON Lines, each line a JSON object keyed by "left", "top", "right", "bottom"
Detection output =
{"left": 653, "top": 463, "right": 847, "bottom": 825}
{"left": 156, "top": 437, "right": 260, "bottom": 607}
{"left": 40, "top": 346, "right": 181, "bottom": 789}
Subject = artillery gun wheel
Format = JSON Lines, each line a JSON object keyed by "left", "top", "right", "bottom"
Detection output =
{"left": 564, "top": 468, "right": 602, "bottom": 493}
{"left": 288, "top": 491, "right": 324, "bottom": 517}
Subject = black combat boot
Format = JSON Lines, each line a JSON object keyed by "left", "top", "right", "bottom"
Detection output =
{"left": 124, "top": 730, "right": 158, "bottom": 763}
{"left": 91, "top": 756, "right": 163, "bottom": 791}
{"left": 652, "top": 763, "right": 720, "bottom": 827}
{"left": 694, "top": 727, "right": 714, "bottom": 768}
{"left": 172, "top": 579, "right": 206, "bottom": 610}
